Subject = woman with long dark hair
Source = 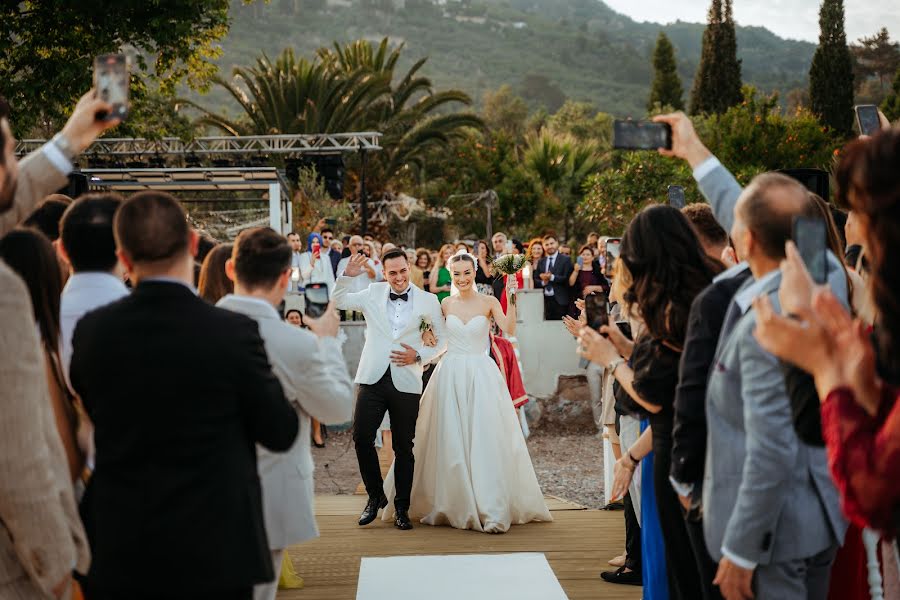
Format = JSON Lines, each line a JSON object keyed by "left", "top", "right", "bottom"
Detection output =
{"left": 580, "top": 204, "right": 722, "bottom": 599}
{"left": 0, "top": 228, "right": 84, "bottom": 481}
{"left": 474, "top": 240, "right": 493, "bottom": 296}
{"left": 198, "top": 243, "right": 234, "bottom": 304}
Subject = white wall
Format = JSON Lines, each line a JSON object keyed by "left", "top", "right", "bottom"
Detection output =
{"left": 513, "top": 289, "right": 584, "bottom": 398}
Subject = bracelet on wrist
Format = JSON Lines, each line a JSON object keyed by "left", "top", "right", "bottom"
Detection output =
{"left": 628, "top": 451, "right": 640, "bottom": 466}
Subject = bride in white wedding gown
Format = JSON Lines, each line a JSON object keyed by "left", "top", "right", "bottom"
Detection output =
{"left": 383, "top": 251, "right": 552, "bottom": 533}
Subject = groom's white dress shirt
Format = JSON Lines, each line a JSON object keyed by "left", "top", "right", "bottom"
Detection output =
{"left": 333, "top": 278, "right": 446, "bottom": 395}
{"left": 60, "top": 272, "right": 129, "bottom": 384}
{"left": 387, "top": 286, "right": 414, "bottom": 338}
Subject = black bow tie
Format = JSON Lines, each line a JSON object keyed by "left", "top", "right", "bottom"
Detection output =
{"left": 390, "top": 292, "right": 409, "bottom": 302}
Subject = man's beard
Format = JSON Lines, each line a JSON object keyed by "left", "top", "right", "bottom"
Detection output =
{"left": 0, "top": 172, "right": 17, "bottom": 213}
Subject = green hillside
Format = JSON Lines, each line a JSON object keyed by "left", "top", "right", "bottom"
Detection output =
{"left": 196, "top": 0, "right": 816, "bottom": 118}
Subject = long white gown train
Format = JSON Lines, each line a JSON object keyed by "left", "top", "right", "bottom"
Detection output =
{"left": 383, "top": 314, "right": 552, "bottom": 533}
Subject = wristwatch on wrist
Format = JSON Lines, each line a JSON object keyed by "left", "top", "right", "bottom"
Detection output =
{"left": 415, "top": 352, "right": 422, "bottom": 364}
{"left": 607, "top": 357, "right": 625, "bottom": 374}
{"left": 51, "top": 132, "right": 77, "bottom": 163}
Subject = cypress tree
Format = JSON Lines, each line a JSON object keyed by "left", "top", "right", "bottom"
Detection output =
{"left": 719, "top": 0, "right": 743, "bottom": 107}
{"left": 809, "top": 0, "right": 855, "bottom": 135}
{"left": 690, "top": 0, "right": 743, "bottom": 114}
{"left": 648, "top": 32, "right": 685, "bottom": 111}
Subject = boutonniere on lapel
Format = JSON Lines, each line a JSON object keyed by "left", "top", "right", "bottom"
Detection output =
{"left": 419, "top": 315, "right": 437, "bottom": 347}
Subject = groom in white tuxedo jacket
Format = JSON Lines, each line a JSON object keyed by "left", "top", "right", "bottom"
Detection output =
{"left": 332, "top": 249, "right": 446, "bottom": 530}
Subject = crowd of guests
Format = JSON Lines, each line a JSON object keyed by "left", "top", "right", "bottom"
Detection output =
{"left": 280, "top": 226, "right": 612, "bottom": 323}
{"left": 1, "top": 86, "right": 899, "bottom": 600}
{"left": 570, "top": 111, "right": 900, "bottom": 600}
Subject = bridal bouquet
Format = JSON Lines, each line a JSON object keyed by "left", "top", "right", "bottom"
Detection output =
{"left": 492, "top": 252, "right": 531, "bottom": 305}
{"left": 419, "top": 315, "right": 436, "bottom": 347}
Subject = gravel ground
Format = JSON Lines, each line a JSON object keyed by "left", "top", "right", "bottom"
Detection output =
{"left": 312, "top": 429, "right": 608, "bottom": 509}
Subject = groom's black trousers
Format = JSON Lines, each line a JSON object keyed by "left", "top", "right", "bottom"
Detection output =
{"left": 353, "top": 368, "right": 420, "bottom": 511}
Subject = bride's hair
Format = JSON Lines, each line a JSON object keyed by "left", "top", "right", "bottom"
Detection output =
{"left": 447, "top": 248, "right": 477, "bottom": 270}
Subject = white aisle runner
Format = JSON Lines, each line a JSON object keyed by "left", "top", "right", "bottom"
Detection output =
{"left": 356, "top": 552, "right": 569, "bottom": 600}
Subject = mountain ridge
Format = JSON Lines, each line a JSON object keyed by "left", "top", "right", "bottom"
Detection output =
{"left": 198, "top": 0, "right": 816, "bottom": 118}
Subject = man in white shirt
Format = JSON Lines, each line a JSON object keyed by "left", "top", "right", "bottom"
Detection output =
{"left": 491, "top": 231, "right": 507, "bottom": 259}
{"left": 287, "top": 231, "right": 303, "bottom": 292}
{"left": 336, "top": 235, "right": 380, "bottom": 293}
{"left": 59, "top": 193, "right": 129, "bottom": 383}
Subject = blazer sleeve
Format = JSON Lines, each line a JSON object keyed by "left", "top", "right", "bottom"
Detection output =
{"left": 695, "top": 161, "right": 744, "bottom": 234}
{"left": 233, "top": 317, "right": 298, "bottom": 452}
{"left": 0, "top": 145, "right": 70, "bottom": 237}
{"left": 0, "top": 271, "right": 81, "bottom": 593}
{"left": 557, "top": 256, "right": 574, "bottom": 281}
{"left": 332, "top": 276, "right": 369, "bottom": 311}
{"left": 418, "top": 295, "right": 448, "bottom": 365}
{"left": 722, "top": 314, "right": 799, "bottom": 564}
{"left": 288, "top": 334, "right": 353, "bottom": 425}
{"left": 533, "top": 258, "right": 546, "bottom": 289}
{"left": 671, "top": 290, "right": 720, "bottom": 485}
{"left": 820, "top": 385, "right": 900, "bottom": 535}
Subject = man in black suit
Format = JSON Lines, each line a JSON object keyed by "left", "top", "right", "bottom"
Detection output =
{"left": 670, "top": 203, "right": 748, "bottom": 600}
{"left": 534, "top": 234, "right": 574, "bottom": 320}
{"left": 70, "top": 191, "right": 298, "bottom": 600}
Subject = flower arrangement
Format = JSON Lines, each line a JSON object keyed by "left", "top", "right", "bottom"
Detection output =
{"left": 491, "top": 251, "right": 531, "bottom": 305}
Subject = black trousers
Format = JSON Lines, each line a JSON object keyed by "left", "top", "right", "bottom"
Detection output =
{"left": 623, "top": 490, "right": 642, "bottom": 573}
{"left": 353, "top": 368, "right": 420, "bottom": 510}
{"left": 684, "top": 509, "right": 724, "bottom": 600}
{"left": 543, "top": 296, "right": 568, "bottom": 320}
{"left": 653, "top": 438, "right": 704, "bottom": 600}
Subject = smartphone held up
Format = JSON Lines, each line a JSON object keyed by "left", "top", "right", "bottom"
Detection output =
{"left": 854, "top": 105, "right": 881, "bottom": 137}
{"left": 93, "top": 54, "right": 130, "bottom": 121}
{"left": 667, "top": 185, "right": 686, "bottom": 209}
{"left": 792, "top": 216, "right": 828, "bottom": 285}
{"left": 613, "top": 120, "right": 672, "bottom": 151}
{"left": 584, "top": 292, "right": 609, "bottom": 332}
{"left": 304, "top": 283, "right": 330, "bottom": 319}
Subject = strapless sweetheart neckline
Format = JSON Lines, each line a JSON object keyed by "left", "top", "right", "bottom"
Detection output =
{"left": 446, "top": 314, "right": 488, "bottom": 327}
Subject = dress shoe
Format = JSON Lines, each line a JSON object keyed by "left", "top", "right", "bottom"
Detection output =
{"left": 358, "top": 495, "right": 388, "bottom": 526}
{"left": 394, "top": 509, "right": 414, "bottom": 530}
{"left": 600, "top": 566, "right": 641, "bottom": 586}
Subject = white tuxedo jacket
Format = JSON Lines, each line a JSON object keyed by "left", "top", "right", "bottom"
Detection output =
{"left": 332, "top": 278, "right": 446, "bottom": 395}
{"left": 216, "top": 294, "right": 353, "bottom": 549}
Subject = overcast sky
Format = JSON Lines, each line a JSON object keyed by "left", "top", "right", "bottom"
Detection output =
{"left": 602, "top": 0, "right": 900, "bottom": 43}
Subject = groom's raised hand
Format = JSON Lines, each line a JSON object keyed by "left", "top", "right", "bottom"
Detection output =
{"left": 343, "top": 253, "right": 368, "bottom": 277}
{"left": 390, "top": 343, "right": 419, "bottom": 366}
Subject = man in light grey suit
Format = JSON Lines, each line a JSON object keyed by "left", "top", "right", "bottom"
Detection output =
{"left": 655, "top": 113, "right": 847, "bottom": 600}
{"left": 217, "top": 227, "right": 354, "bottom": 600}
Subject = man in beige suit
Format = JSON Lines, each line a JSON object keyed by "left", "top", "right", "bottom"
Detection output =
{"left": 0, "top": 91, "right": 118, "bottom": 598}
{"left": 0, "top": 90, "right": 119, "bottom": 237}
{"left": 217, "top": 227, "right": 354, "bottom": 600}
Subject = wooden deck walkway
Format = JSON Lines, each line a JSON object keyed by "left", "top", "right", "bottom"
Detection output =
{"left": 279, "top": 494, "right": 642, "bottom": 600}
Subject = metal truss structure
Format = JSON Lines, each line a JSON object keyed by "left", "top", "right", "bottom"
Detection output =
{"left": 15, "top": 132, "right": 382, "bottom": 158}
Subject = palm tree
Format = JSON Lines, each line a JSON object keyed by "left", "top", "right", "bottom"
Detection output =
{"left": 317, "top": 38, "right": 484, "bottom": 189}
{"left": 523, "top": 129, "right": 602, "bottom": 241}
{"left": 188, "top": 48, "right": 390, "bottom": 135}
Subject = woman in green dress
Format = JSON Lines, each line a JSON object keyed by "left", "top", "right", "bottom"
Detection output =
{"left": 429, "top": 243, "right": 455, "bottom": 302}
